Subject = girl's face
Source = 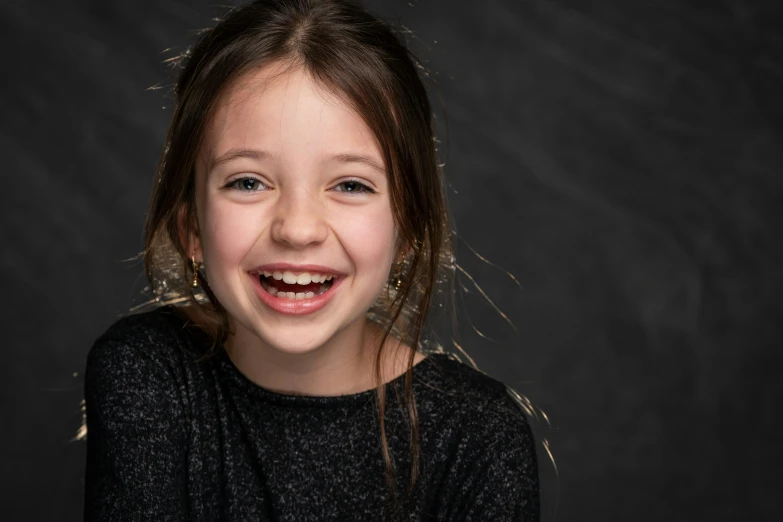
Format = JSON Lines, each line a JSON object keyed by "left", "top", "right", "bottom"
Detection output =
{"left": 192, "top": 65, "right": 398, "bottom": 357}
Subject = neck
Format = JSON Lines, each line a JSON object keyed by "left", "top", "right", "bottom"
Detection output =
{"left": 225, "top": 318, "right": 423, "bottom": 396}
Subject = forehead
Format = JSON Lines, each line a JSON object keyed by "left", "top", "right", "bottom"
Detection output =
{"left": 200, "top": 64, "right": 382, "bottom": 167}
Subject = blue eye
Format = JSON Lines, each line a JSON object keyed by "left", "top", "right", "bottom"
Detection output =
{"left": 334, "top": 180, "right": 375, "bottom": 195}
{"left": 226, "top": 177, "right": 266, "bottom": 192}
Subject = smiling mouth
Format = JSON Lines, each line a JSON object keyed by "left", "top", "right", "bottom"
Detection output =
{"left": 258, "top": 274, "right": 335, "bottom": 299}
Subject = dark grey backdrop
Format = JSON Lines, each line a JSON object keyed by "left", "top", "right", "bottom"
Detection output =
{"left": 2, "top": 0, "right": 781, "bottom": 520}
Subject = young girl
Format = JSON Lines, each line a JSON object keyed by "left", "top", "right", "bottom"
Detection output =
{"left": 83, "top": 0, "right": 540, "bottom": 520}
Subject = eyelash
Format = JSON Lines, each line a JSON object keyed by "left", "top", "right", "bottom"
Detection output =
{"left": 333, "top": 180, "right": 375, "bottom": 195}
{"left": 224, "top": 177, "right": 267, "bottom": 193}
{"left": 223, "top": 177, "right": 376, "bottom": 195}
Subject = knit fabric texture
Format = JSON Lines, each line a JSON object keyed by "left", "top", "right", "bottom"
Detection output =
{"left": 83, "top": 306, "right": 539, "bottom": 521}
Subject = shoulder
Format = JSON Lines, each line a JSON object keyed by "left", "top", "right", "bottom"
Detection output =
{"left": 418, "top": 354, "right": 540, "bottom": 518}
{"left": 84, "top": 306, "right": 210, "bottom": 441}
{"left": 84, "top": 308, "right": 194, "bottom": 515}
{"left": 84, "top": 306, "right": 207, "bottom": 411}
{"left": 422, "top": 353, "right": 535, "bottom": 431}
{"left": 86, "top": 305, "right": 198, "bottom": 375}
{"left": 418, "top": 353, "right": 537, "bottom": 458}
{"left": 91, "top": 304, "right": 193, "bottom": 349}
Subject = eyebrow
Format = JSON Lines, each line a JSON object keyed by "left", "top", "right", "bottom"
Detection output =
{"left": 209, "top": 148, "right": 274, "bottom": 171}
{"left": 209, "top": 148, "right": 386, "bottom": 176}
{"left": 328, "top": 153, "right": 387, "bottom": 176}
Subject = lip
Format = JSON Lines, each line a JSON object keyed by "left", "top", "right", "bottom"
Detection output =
{"left": 250, "top": 263, "right": 346, "bottom": 276}
{"left": 249, "top": 271, "right": 344, "bottom": 316}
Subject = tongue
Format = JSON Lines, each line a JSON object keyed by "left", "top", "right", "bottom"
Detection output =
{"left": 267, "top": 279, "right": 323, "bottom": 294}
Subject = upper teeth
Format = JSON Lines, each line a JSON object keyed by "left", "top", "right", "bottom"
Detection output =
{"left": 261, "top": 270, "right": 334, "bottom": 285}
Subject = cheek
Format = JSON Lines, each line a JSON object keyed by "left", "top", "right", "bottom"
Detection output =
{"left": 333, "top": 203, "right": 397, "bottom": 277}
{"left": 200, "top": 197, "right": 266, "bottom": 273}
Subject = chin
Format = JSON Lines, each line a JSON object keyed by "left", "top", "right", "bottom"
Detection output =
{"left": 249, "top": 322, "right": 340, "bottom": 356}
{"left": 261, "top": 336, "right": 325, "bottom": 356}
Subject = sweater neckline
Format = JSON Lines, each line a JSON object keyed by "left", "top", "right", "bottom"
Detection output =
{"left": 217, "top": 348, "right": 448, "bottom": 408}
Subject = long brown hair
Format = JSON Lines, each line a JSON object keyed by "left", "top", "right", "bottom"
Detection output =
{"left": 142, "top": 0, "right": 454, "bottom": 510}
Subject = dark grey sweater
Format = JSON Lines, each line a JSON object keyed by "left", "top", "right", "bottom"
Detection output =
{"left": 83, "top": 306, "right": 539, "bottom": 521}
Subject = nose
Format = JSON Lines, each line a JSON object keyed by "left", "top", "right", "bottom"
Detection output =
{"left": 270, "top": 187, "right": 328, "bottom": 249}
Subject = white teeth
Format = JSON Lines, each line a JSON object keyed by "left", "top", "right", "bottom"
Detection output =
{"left": 260, "top": 269, "right": 336, "bottom": 299}
{"left": 261, "top": 278, "right": 331, "bottom": 299}
{"left": 269, "top": 270, "right": 334, "bottom": 285}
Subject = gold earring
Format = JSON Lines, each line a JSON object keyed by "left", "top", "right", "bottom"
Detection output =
{"left": 191, "top": 255, "right": 201, "bottom": 288}
{"left": 390, "top": 261, "right": 403, "bottom": 290}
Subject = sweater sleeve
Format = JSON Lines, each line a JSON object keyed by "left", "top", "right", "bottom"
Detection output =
{"left": 436, "top": 389, "right": 540, "bottom": 522}
{"left": 83, "top": 315, "right": 190, "bottom": 521}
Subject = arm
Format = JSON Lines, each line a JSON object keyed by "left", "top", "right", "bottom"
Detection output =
{"left": 83, "top": 320, "right": 190, "bottom": 521}
{"left": 437, "top": 391, "right": 540, "bottom": 521}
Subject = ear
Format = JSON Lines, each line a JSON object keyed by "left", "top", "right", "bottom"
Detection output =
{"left": 176, "top": 204, "right": 202, "bottom": 262}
